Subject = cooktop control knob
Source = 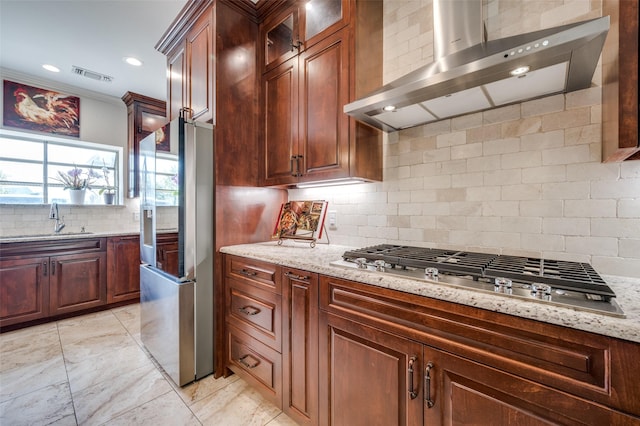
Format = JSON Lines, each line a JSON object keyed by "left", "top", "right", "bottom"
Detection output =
{"left": 494, "top": 278, "right": 513, "bottom": 294}
{"left": 531, "top": 283, "right": 552, "bottom": 300}
{"left": 425, "top": 267, "right": 439, "bottom": 279}
{"left": 374, "top": 260, "right": 386, "bottom": 272}
{"left": 355, "top": 258, "right": 368, "bottom": 269}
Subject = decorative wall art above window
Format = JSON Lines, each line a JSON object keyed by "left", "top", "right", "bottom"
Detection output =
{"left": 2, "top": 80, "right": 80, "bottom": 137}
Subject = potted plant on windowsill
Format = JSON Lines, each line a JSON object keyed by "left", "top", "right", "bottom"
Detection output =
{"left": 52, "top": 165, "right": 97, "bottom": 205}
{"left": 99, "top": 164, "right": 116, "bottom": 205}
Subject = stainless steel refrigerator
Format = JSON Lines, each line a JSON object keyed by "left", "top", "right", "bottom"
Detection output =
{"left": 139, "top": 116, "right": 214, "bottom": 386}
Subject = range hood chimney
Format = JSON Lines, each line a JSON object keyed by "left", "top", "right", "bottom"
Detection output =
{"left": 344, "top": 0, "right": 610, "bottom": 132}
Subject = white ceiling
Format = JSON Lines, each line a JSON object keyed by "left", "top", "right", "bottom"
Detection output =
{"left": 0, "top": 0, "right": 187, "bottom": 102}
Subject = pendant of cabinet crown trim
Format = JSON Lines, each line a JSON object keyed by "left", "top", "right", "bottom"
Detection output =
{"left": 260, "top": 0, "right": 383, "bottom": 187}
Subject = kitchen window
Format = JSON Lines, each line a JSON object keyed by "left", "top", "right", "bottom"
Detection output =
{"left": 0, "top": 130, "right": 122, "bottom": 205}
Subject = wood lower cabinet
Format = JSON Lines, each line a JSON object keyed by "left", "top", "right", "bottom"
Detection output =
{"left": 49, "top": 251, "right": 107, "bottom": 316}
{"left": 282, "top": 268, "right": 319, "bottom": 425}
{"left": 0, "top": 256, "right": 49, "bottom": 327}
{"left": 1, "top": 235, "right": 141, "bottom": 331}
{"left": 107, "top": 235, "right": 140, "bottom": 303}
{"left": 225, "top": 255, "right": 283, "bottom": 407}
{"left": 319, "top": 311, "right": 422, "bottom": 426}
{"left": 156, "top": 233, "right": 179, "bottom": 277}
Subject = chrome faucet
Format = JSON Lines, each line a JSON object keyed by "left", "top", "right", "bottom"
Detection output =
{"left": 49, "top": 203, "right": 65, "bottom": 233}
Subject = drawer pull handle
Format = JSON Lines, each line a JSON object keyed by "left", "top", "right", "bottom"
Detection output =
{"left": 239, "top": 306, "right": 260, "bottom": 316}
{"left": 51, "top": 260, "right": 55, "bottom": 275}
{"left": 43, "top": 261, "right": 48, "bottom": 276}
{"left": 239, "top": 354, "right": 260, "bottom": 369}
{"left": 425, "top": 362, "right": 435, "bottom": 408}
{"left": 240, "top": 269, "right": 257, "bottom": 277}
{"left": 408, "top": 356, "right": 418, "bottom": 400}
{"left": 284, "top": 272, "right": 310, "bottom": 281}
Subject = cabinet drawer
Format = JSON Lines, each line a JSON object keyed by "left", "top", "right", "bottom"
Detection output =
{"left": 226, "top": 278, "right": 281, "bottom": 351}
{"left": 226, "top": 255, "right": 280, "bottom": 294}
{"left": 227, "top": 324, "right": 282, "bottom": 408}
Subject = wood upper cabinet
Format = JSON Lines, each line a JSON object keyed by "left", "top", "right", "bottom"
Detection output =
{"left": 161, "top": 4, "right": 213, "bottom": 124}
{"left": 0, "top": 256, "right": 49, "bottom": 328}
{"left": 122, "top": 92, "right": 167, "bottom": 199}
{"left": 261, "top": 0, "right": 383, "bottom": 187}
{"left": 602, "top": 0, "right": 639, "bottom": 162}
{"left": 106, "top": 235, "right": 140, "bottom": 304}
{"left": 282, "top": 268, "right": 319, "bottom": 425}
{"left": 262, "top": 0, "right": 350, "bottom": 73}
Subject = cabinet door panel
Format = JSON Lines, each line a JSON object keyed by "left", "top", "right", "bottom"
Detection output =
{"left": 167, "top": 43, "right": 186, "bottom": 122}
{"left": 282, "top": 270, "right": 318, "bottom": 425}
{"left": 107, "top": 237, "right": 140, "bottom": 304}
{"left": 49, "top": 252, "right": 107, "bottom": 315}
{"left": 0, "top": 257, "right": 49, "bottom": 327}
{"left": 187, "top": 9, "right": 213, "bottom": 123}
{"left": 263, "top": 59, "right": 299, "bottom": 186}
{"left": 299, "top": 29, "right": 349, "bottom": 182}
{"left": 303, "top": 0, "right": 349, "bottom": 45}
{"left": 319, "top": 312, "right": 423, "bottom": 426}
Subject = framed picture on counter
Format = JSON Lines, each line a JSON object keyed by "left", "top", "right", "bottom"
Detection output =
{"left": 273, "top": 200, "right": 328, "bottom": 241}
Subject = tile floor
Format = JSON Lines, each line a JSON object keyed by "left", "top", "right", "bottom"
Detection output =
{"left": 0, "top": 304, "right": 297, "bottom": 426}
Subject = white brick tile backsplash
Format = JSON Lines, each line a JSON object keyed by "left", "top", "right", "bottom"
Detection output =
{"left": 521, "top": 233, "right": 565, "bottom": 252}
{"left": 619, "top": 239, "right": 640, "bottom": 259}
{"left": 592, "top": 219, "right": 640, "bottom": 238}
{"left": 467, "top": 155, "right": 501, "bottom": 172}
{"left": 520, "top": 130, "right": 564, "bottom": 151}
{"left": 398, "top": 227, "right": 426, "bottom": 242}
{"left": 591, "top": 178, "right": 640, "bottom": 199}
{"left": 522, "top": 165, "right": 566, "bottom": 184}
{"left": 501, "top": 117, "right": 542, "bottom": 138}
{"left": 591, "top": 256, "right": 640, "bottom": 278}
{"left": 449, "top": 230, "right": 483, "bottom": 246}
{"left": 481, "top": 231, "right": 520, "bottom": 249}
{"left": 452, "top": 173, "right": 484, "bottom": 188}
{"left": 467, "top": 186, "right": 502, "bottom": 201}
{"left": 565, "top": 200, "right": 617, "bottom": 218}
{"left": 483, "top": 104, "right": 521, "bottom": 124}
{"left": 501, "top": 184, "right": 541, "bottom": 201}
{"left": 398, "top": 203, "right": 423, "bottom": 216}
{"left": 542, "top": 145, "right": 592, "bottom": 166}
{"left": 482, "top": 201, "right": 520, "bottom": 217}
{"left": 436, "top": 131, "right": 467, "bottom": 148}
{"left": 410, "top": 215, "right": 436, "bottom": 229}
{"left": 451, "top": 112, "right": 483, "bottom": 131}
{"left": 565, "top": 86, "right": 601, "bottom": 109}
{"left": 543, "top": 218, "right": 590, "bottom": 236}
{"left": 521, "top": 94, "right": 565, "bottom": 117}
{"left": 565, "top": 236, "right": 619, "bottom": 256}
{"left": 423, "top": 175, "right": 451, "bottom": 189}
{"left": 541, "top": 181, "right": 590, "bottom": 200}
{"left": 621, "top": 161, "right": 640, "bottom": 178}
{"left": 501, "top": 151, "right": 542, "bottom": 169}
{"left": 449, "top": 201, "right": 482, "bottom": 216}
{"left": 566, "top": 162, "right": 620, "bottom": 182}
{"left": 520, "top": 200, "right": 564, "bottom": 217}
{"left": 482, "top": 138, "right": 520, "bottom": 156}
{"left": 483, "top": 169, "right": 521, "bottom": 186}
{"left": 440, "top": 159, "right": 467, "bottom": 175}
{"left": 451, "top": 142, "right": 483, "bottom": 160}
{"left": 501, "top": 217, "right": 542, "bottom": 234}
{"left": 541, "top": 108, "right": 591, "bottom": 132}
{"left": 410, "top": 189, "right": 437, "bottom": 203}
{"left": 422, "top": 148, "right": 451, "bottom": 163}
{"left": 618, "top": 200, "right": 640, "bottom": 218}
{"left": 564, "top": 124, "right": 601, "bottom": 146}
{"left": 467, "top": 216, "right": 501, "bottom": 231}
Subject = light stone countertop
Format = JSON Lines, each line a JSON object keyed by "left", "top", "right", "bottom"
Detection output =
{"left": 0, "top": 229, "right": 177, "bottom": 243}
{"left": 221, "top": 241, "right": 640, "bottom": 344}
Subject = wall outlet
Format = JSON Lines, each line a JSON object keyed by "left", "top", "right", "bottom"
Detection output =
{"left": 328, "top": 210, "right": 337, "bottom": 229}
{"left": 133, "top": 212, "right": 140, "bottom": 222}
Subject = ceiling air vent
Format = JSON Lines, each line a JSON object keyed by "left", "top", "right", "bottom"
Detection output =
{"left": 71, "top": 65, "right": 113, "bottom": 83}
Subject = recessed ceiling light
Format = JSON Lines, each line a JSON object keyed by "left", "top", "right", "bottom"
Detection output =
{"left": 42, "top": 64, "right": 60, "bottom": 73}
{"left": 510, "top": 66, "right": 530, "bottom": 76}
{"left": 383, "top": 105, "right": 396, "bottom": 112}
{"left": 124, "top": 57, "right": 143, "bottom": 67}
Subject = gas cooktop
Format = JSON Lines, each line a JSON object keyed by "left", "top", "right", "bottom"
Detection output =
{"left": 330, "top": 244, "right": 625, "bottom": 317}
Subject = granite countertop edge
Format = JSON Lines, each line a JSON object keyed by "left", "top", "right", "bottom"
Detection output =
{"left": 0, "top": 229, "right": 177, "bottom": 243}
{"left": 221, "top": 241, "right": 640, "bottom": 345}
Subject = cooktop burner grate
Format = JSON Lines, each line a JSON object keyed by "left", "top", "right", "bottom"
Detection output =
{"left": 342, "top": 245, "right": 615, "bottom": 297}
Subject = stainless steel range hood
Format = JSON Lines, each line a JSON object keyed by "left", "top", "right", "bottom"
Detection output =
{"left": 344, "top": 0, "right": 610, "bottom": 132}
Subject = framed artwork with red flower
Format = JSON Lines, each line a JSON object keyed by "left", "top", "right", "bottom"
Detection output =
{"left": 3, "top": 80, "right": 80, "bottom": 137}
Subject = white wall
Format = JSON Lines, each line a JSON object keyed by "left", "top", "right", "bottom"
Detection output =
{"left": 0, "top": 69, "right": 142, "bottom": 236}
{"left": 290, "top": 0, "right": 640, "bottom": 278}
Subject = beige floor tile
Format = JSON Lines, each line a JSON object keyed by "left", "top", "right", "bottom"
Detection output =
{"left": 0, "top": 352, "right": 67, "bottom": 402}
{"left": 57, "top": 310, "right": 126, "bottom": 345}
{"left": 103, "top": 390, "right": 200, "bottom": 426}
{"left": 72, "top": 362, "right": 173, "bottom": 425}
{"left": 265, "top": 412, "right": 299, "bottom": 426}
{"left": 172, "top": 373, "right": 240, "bottom": 406}
{"left": 66, "top": 343, "right": 154, "bottom": 394}
{"left": 0, "top": 322, "right": 61, "bottom": 372}
{"left": 112, "top": 303, "right": 141, "bottom": 336}
{"left": 190, "top": 378, "right": 282, "bottom": 426}
{"left": 0, "top": 381, "right": 76, "bottom": 426}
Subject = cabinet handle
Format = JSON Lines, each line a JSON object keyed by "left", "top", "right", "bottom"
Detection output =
{"left": 238, "top": 305, "right": 260, "bottom": 316}
{"left": 290, "top": 156, "right": 297, "bottom": 177}
{"left": 408, "top": 356, "right": 418, "bottom": 399}
{"left": 238, "top": 354, "right": 260, "bottom": 369}
{"left": 43, "top": 261, "right": 48, "bottom": 276}
{"left": 51, "top": 260, "right": 55, "bottom": 276}
{"left": 240, "top": 269, "right": 257, "bottom": 277}
{"left": 290, "top": 38, "right": 302, "bottom": 51}
{"left": 425, "top": 362, "right": 435, "bottom": 408}
{"left": 296, "top": 155, "right": 303, "bottom": 177}
{"left": 284, "top": 271, "right": 310, "bottom": 281}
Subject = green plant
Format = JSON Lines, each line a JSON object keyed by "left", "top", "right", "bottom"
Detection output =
{"left": 98, "top": 164, "right": 115, "bottom": 195}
